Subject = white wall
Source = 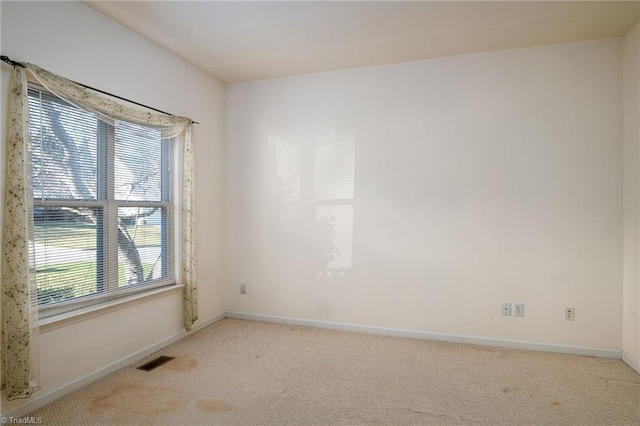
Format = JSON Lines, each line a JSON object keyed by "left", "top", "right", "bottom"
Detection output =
{"left": 225, "top": 38, "right": 623, "bottom": 351}
{"left": 623, "top": 22, "right": 640, "bottom": 370}
{"left": 1, "top": 1, "right": 224, "bottom": 414}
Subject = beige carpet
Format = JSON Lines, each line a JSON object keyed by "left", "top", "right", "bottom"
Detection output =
{"left": 29, "top": 318, "right": 640, "bottom": 425}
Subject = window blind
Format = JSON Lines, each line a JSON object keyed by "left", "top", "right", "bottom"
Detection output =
{"left": 27, "top": 86, "right": 175, "bottom": 315}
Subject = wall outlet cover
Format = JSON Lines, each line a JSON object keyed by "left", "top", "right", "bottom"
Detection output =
{"left": 502, "top": 302, "right": 512, "bottom": 316}
{"left": 514, "top": 303, "right": 524, "bottom": 317}
{"left": 565, "top": 307, "right": 575, "bottom": 321}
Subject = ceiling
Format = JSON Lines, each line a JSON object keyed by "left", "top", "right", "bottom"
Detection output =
{"left": 84, "top": 1, "right": 640, "bottom": 84}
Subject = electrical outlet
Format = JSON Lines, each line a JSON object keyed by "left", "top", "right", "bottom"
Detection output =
{"left": 565, "top": 307, "right": 575, "bottom": 321}
{"left": 502, "top": 302, "right": 512, "bottom": 316}
{"left": 514, "top": 303, "right": 524, "bottom": 317}
{"left": 240, "top": 283, "right": 247, "bottom": 295}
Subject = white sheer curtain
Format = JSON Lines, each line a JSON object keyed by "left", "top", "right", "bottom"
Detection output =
{"left": 1, "top": 63, "right": 198, "bottom": 399}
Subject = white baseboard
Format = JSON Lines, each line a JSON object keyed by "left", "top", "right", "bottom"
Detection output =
{"left": 224, "top": 311, "right": 623, "bottom": 360}
{"left": 188, "top": 312, "right": 226, "bottom": 335}
{"left": 623, "top": 351, "right": 640, "bottom": 375}
{"left": 2, "top": 312, "right": 225, "bottom": 419}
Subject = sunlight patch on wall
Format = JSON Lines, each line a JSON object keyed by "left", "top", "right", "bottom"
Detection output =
{"left": 271, "top": 132, "right": 355, "bottom": 277}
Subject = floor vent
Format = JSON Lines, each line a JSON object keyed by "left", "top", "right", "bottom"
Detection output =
{"left": 137, "top": 356, "right": 175, "bottom": 371}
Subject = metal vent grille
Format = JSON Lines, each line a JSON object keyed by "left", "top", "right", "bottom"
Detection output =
{"left": 137, "top": 356, "right": 175, "bottom": 371}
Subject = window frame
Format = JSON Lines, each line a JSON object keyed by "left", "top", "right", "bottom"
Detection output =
{"left": 27, "top": 83, "right": 177, "bottom": 318}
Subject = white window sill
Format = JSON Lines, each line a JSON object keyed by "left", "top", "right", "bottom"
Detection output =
{"left": 39, "top": 284, "right": 184, "bottom": 333}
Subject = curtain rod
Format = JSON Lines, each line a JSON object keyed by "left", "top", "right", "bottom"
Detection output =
{"left": 1, "top": 55, "right": 199, "bottom": 125}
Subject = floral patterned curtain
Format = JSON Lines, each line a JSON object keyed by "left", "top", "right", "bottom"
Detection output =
{"left": 2, "top": 66, "right": 39, "bottom": 400}
{"left": 182, "top": 125, "right": 198, "bottom": 330}
{"left": 1, "top": 63, "right": 198, "bottom": 399}
{"left": 25, "top": 63, "right": 190, "bottom": 139}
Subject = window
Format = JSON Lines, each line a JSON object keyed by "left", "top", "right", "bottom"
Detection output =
{"left": 28, "top": 86, "right": 175, "bottom": 316}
